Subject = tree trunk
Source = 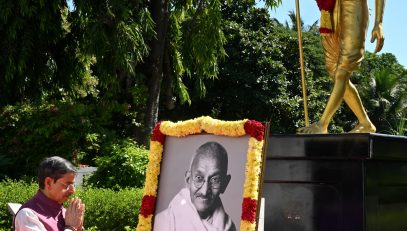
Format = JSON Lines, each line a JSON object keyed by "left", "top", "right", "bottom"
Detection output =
{"left": 140, "top": 0, "right": 169, "bottom": 146}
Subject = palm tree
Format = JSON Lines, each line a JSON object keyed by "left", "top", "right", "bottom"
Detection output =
{"left": 286, "top": 10, "right": 319, "bottom": 33}
{"left": 287, "top": 10, "right": 303, "bottom": 31}
{"left": 360, "top": 68, "right": 407, "bottom": 134}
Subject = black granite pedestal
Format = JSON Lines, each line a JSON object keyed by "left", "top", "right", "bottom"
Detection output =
{"left": 262, "top": 133, "right": 407, "bottom": 231}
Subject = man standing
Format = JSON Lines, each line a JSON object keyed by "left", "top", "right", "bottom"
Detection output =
{"left": 298, "top": 0, "right": 385, "bottom": 134}
{"left": 15, "top": 156, "right": 85, "bottom": 231}
{"left": 153, "top": 141, "right": 236, "bottom": 231}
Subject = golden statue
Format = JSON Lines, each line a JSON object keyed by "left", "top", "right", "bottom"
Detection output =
{"left": 297, "top": 0, "right": 386, "bottom": 134}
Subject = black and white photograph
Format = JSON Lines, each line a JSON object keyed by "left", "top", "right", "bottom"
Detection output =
{"left": 153, "top": 134, "right": 250, "bottom": 231}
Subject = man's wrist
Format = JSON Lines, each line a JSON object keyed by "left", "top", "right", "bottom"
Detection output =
{"left": 65, "top": 226, "right": 77, "bottom": 231}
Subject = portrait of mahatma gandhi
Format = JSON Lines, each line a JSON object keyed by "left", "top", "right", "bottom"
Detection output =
{"left": 154, "top": 141, "right": 237, "bottom": 231}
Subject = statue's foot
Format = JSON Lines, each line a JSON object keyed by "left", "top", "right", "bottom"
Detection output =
{"left": 297, "top": 122, "right": 328, "bottom": 134}
{"left": 349, "top": 123, "right": 376, "bottom": 133}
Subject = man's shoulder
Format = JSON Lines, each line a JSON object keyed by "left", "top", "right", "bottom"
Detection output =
{"left": 15, "top": 208, "right": 39, "bottom": 226}
{"left": 15, "top": 207, "right": 47, "bottom": 231}
{"left": 16, "top": 208, "right": 36, "bottom": 217}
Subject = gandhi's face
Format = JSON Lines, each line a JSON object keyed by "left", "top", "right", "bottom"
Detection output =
{"left": 186, "top": 154, "right": 230, "bottom": 218}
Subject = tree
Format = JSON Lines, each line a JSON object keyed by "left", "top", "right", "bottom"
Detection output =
{"left": 1, "top": 0, "right": 284, "bottom": 145}
{"left": 351, "top": 52, "right": 407, "bottom": 134}
{"left": 0, "top": 0, "right": 88, "bottom": 105}
{"left": 134, "top": 0, "right": 283, "bottom": 144}
{"left": 359, "top": 67, "right": 407, "bottom": 134}
{"left": 161, "top": 0, "right": 331, "bottom": 133}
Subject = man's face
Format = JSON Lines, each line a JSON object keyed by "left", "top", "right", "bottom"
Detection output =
{"left": 186, "top": 154, "right": 230, "bottom": 218}
{"left": 45, "top": 172, "right": 76, "bottom": 204}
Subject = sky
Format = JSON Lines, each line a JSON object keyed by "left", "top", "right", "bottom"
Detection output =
{"left": 265, "top": 0, "right": 407, "bottom": 68}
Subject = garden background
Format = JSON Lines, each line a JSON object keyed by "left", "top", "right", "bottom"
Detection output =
{"left": 1, "top": 0, "right": 406, "bottom": 230}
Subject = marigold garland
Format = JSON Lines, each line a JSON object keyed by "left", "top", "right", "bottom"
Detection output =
{"left": 244, "top": 120, "right": 265, "bottom": 141}
{"left": 137, "top": 214, "right": 153, "bottom": 231}
{"left": 316, "top": 0, "right": 336, "bottom": 34}
{"left": 241, "top": 198, "right": 258, "bottom": 223}
{"left": 151, "top": 122, "right": 165, "bottom": 145}
{"left": 136, "top": 116, "right": 266, "bottom": 231}
{"left": 316, "top": 0, "right": 336, "bottom": 11}
{"left": 140, "top": 195, "right": 157, "bottom": 217}
{"left": 240, "top": 220, "right": 257, "bottom": 231}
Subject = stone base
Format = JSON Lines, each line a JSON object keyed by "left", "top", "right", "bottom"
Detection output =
{"left": 262, "top": 133, "right": 407, "bottom": 231}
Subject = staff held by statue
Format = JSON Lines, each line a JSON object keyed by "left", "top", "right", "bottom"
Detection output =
{"left": 294, "top": 0, "right": 309, "bottom": 126}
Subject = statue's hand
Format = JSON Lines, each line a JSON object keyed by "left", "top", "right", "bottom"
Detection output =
{"left": 370, "top": 23, "right": 384, "bottom": 53}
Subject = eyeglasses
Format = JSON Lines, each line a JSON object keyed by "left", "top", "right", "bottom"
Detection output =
{"left": 192, "top": 175, "right": 222, "bottom": 189}
{"left": 57, "top": 181, "right": 75, "bottom": 190}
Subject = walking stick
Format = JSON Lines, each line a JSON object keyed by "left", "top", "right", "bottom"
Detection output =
{"left": 295, "top": 0, "right": 310, "bottom": 126}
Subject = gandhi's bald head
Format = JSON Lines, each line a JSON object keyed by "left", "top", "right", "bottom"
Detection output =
{"left": 189, "top": 142, "right": 228, "bottom": 174}
{"left": 185, "top": 141, "right": 231, "bottom": 219}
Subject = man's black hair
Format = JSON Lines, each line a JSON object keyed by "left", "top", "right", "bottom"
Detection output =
{"left": 38, "top": 156, "right": 77, "bottom": 189}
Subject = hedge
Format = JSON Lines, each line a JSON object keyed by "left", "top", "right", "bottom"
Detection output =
{"left": 0, "top": 179, "right": 143, "bottom": 230}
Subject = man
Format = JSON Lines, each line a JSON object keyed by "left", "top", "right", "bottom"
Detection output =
{"left": 154, "top": 141, "right": 236, "bottom": 231}
{"left": 14, "top": 156, "right": 85, "bottom": 231}
{"left": 298, "top": 0, "right": 385, "bottom": 134}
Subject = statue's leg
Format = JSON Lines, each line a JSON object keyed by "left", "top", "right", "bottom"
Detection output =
{"left": 340, "top": 0, "right": 375, "bottom": 133}
{"left": 343, "top": 81, "right": 376, "bottom": 133}
{"left": 296, "top": 29, "right": 339, "bottom": 133}
{"left": 318, "top": 69, "right": 350, "bottom": 129}
{"left": 296, "top": 68, "right": 349, "bottom": 134}
{"left": 297, "top": 0, "right": 342, "bottom": 134}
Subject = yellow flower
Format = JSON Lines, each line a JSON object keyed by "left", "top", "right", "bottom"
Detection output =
{"left": 142, "top": 141, "right": 164, "bottom": 196}
{"left": 160, "top": 118, "right": 202, "bottom": 136}
{"left": 201, "top": 117, "right": 247, "bottom": 136}
{"left": 144, "top": 172, "right": 158, "bottom": 196}
{"left": 240, "top": 220, "right": 257, "bottom": 231}
{"left": 149, "top": 141, "right": 163, "bottom": 162}
{"left": 243, "top": 138, "right": 263, "bottom": 199}
{"left": 136, "top": 214, "right": 153, "bottom": 231}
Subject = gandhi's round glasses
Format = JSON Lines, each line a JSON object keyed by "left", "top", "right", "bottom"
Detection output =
{"left": 57, "top": 181, "right": 75, "bottom": 190}
{"left": 192, "top": 175, "right": 222, "bottom": 189}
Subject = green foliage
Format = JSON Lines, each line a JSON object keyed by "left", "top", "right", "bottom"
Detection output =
{"left": 162, "top": 1, "right": 407, "bottom": 135}
{"left": 181, "top": 0, "right": 226, "bottom": 82}
{"left": 0, "top": 179, "right": 143, "bottom": 230}
{"left": 0, "top": 155, "right": 12, "bottom": 179}
{"left": 358, "top": 52, "right": 406, "bottom": 77}
{"left": 0, "top": 0, "right": 89, "bottom": 105}
{"left": 86, "top": 139, "right": 149, "bottom": 190}
{"left": 1, "top": 0, "right": 406, "bottom": 176}
{"left": 75, "top": 187, "right": 143, "bottom": 230}
{"left": 161, "top": 0, "right": 230, "bottom": 107}
{"left": 72, "top": 0, "right": 154, "bottom": 95}
{"left": 0, "top": 101, "right": 142, "bottom": 179}
{"left": 161, "top": 1, "right": 331, "bottom": 133}
{"left": 391, "top": 111, "right": 407, "bottom": 136}
{"left": 0, "top": 0, "right": 154, "bottom": 142}
{"left": 0, "top": 179, "right": 37, "bottom": 229}
{"left": 358, "top": 66, "right": 407, "bottom": 134}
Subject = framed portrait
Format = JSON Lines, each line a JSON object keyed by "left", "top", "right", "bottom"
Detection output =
{"left": 136, "top": 116, "right": 267, "bottom": 231}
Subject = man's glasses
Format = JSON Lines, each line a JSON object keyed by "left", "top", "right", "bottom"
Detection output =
{"left": 192, "top": 175, "right": 222, "bottom": 189}
{"left": 57, "top": 181, "right": 75, "bottom": 190}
